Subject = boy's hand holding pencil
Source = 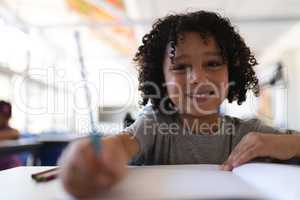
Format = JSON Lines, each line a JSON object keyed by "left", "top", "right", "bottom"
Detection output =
{"left": 59, "top": 137, "right": 128, "bottom": 199}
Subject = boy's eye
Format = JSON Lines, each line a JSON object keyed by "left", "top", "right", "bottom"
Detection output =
{"left": 171, "top": 64, "right": 191, "bottom": 71}
{"left": 206, "top": 60, "right": 223, "bottom": 68}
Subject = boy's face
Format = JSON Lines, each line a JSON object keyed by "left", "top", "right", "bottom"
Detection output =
{"left": 163, "top": 32, "right": 228, "bottom": 116}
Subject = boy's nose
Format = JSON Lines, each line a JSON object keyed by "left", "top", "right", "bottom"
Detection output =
{"left": 189, "top": 66, "right": 208, "bottom": 84}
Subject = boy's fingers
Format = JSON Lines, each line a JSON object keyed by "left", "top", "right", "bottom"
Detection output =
{"left": 100, "top": 147, "right": 127, "bottom": 181}
{"left": 219, "top": 164, "right": 233, "bottom": 171}
{"left": 232, "top": 147, "right": 257, "bottom": 167}
{"left": 224, "top": 133, "right": 259, "bottom": 168}
{"left": 231, "top": 142, "right": 256, "bottom": 164}
{"left": 95, "top": 172, "right": 116, "bottom": 191}
{"left": 226, "top": 137, "right": 248, "bottom": 163}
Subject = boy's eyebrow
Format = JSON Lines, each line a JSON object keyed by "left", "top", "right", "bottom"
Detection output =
{"left": 173, "top": 55, "right": 190, "bottom": 61}
{"left": 203, "top": 51, "right": 222, "bottom": 56}
{"left": 172, "top": 52, "right": 222, "bottom": 61}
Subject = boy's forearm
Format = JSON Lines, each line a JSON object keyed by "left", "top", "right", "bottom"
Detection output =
{"left": 107, "top": 133, "right": 140, "bottom": 163}
{"left": 282, "top": 134, "right": 300, "bottom": 157}
{"left": 119, "top": 133, "right": 140, "bottom": 162}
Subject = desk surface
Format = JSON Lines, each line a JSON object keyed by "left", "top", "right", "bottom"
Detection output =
{"left": 0, "top": 165, "right": 265, "bottom": 200}
{"left": 0, "top": 134, "right": 83, "bottom": 157}
{"left": 37, "top": 134, "right": 84, "bottom": 143}
{"left": 0, "top": 139, "right": 42, "bottom": 156}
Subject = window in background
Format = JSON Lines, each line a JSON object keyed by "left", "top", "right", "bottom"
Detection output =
{"left": 0, "top": 73, "right": 10, "bottom": 100}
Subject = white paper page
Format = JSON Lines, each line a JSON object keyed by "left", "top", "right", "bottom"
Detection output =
{"left": 95, "top": 164, "right": 264, "bottom": 200}
{"left": 233, "top": 163, "right": 300, "bottom": 200}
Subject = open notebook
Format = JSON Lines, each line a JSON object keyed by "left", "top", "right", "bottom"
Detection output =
{"left": 89, "top": 163, "right": 300, "bottom": 200}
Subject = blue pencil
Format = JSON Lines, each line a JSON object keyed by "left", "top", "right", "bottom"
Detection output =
{"left": 74, "top": 31, "right": 102, "bottom": 155}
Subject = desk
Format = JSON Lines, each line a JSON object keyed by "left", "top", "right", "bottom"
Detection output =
{"left": 37, "top": 133, "right": 84, "bottom": 144}
{"left": 0, "top": 166, "right": 68, "bottom": 200}
{"left": 0, "top": 139, "right": 42, "bottom": 157}
{"left": 37, "top": 134, "right": 84, "bottom": 165}
{"left": 0, "top": 165, "right": 264, "bottom": 200}
{"left": 0, "top": 134, "right": 83, "bottom": 156}
{"left": 1, "top": 164, "right": 299, "bottom": 200}
{"left": 0, "top": 134, "right": 84, "bottom": 165}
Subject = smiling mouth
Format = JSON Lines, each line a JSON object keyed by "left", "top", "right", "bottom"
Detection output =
{"left": 187, "top": 90, "right": 215, "bottom": 98}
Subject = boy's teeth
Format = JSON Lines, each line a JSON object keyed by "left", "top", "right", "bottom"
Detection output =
{"left": 194, "top": 94, "right": 208, "bottom": 97}
{"left": 195, "top": 92, "right": 214, "bottom": 96}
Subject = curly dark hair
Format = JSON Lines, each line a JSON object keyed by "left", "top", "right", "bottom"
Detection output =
{"left": 133, "top": 10, "right": 259, "bottom": 112}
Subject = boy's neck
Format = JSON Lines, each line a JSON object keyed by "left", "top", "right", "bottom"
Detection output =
{"left": 180, "top": 113, "right": 221, "bottom": 135}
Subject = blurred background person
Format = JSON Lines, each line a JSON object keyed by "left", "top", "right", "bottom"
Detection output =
{"left": 0, "top": 100, "right": 20, "bottom": 170}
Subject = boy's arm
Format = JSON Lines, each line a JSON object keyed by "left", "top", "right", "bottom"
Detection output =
{"left": 60, "top": 132, "right": 141, "bottom": 198}
{"left": 0, "top": 128, "right": 19, "bottom": 141}
{"left": 104, "top": 132, "right": 140, "bottom": 163}
{"left": 221, "top": 132, "right": 300, "bottom": 171}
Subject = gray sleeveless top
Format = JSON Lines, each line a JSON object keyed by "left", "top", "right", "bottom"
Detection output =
{"left": 124, "top": 106, "right": 293, "bottom": 165}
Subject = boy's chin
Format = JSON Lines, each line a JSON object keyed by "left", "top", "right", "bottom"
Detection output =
{"left": 183, "top": 107, "right": 219, "bottom": 117}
